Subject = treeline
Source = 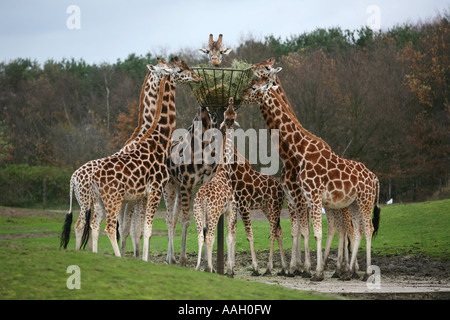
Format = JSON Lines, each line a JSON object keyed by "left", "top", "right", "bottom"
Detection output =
{"left": 0, "top": 14, "right": 448, "bottom": 204}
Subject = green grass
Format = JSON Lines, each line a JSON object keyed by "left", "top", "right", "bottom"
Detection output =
{"left": 0, "top": 199, "right": 448, "bottom": 299}
{"left": 0, "top": 241, "right": 328, "bottom": 300}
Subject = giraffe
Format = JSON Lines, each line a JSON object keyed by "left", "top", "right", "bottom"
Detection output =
{"left": 241, "top": 75, "right": 380, "bottom": 281}
{"left": 193, "top": 98, "right": 239, "bottom": 276}
{"left": 163, "top": 105, "right": 222, "bottom": 266}
{"left": 198, "top": 34, "right": 232, "bottom": 67}
{"left": 323, "top": 207, "right": 359, "bottom": 277}
{"left": 251, "top": 59, "right": 363, "bottom": 278}
{"left": 60, "top": 58, "right": 172, "bottom": 251}
{"left": 88, "top": 57, "right": 201, "bottom": 261}
{"left": 251, "top": 59, "right": 312, "bottom": 277}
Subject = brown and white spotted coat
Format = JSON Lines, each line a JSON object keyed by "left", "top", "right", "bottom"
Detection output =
{"left": 193, "top": 98, "right": 239, "bottom": 276}
{"left": 89, "top": 58, "right": 200, "bottom": 261}
{"left": 61, "top": 59, "right": 171, "bottom": 251}
{"left": 241, "top": 74, "right": 380, "bottom": 281}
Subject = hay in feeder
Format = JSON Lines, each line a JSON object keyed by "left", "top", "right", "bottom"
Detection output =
{"left": 190, "top": 60, "right": 253, "bottom": 109}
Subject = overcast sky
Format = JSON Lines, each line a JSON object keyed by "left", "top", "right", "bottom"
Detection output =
{"left": 1, "top": 0, "right": 449, "bottom": 65}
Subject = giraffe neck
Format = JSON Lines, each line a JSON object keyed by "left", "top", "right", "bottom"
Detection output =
{"left": 121, "top": 70, "right": 162, "bottom": 151}
{"left": 216, "top": 126, "right": 234, "bottom": 178}
{"left": 259, "top": 88, "right": 331, "bottom": 164}
{"left": 137, "top": 75, "right": 176, "bottom": 151}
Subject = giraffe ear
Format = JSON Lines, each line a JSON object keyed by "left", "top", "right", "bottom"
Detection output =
{"left": 271, "top": 85, "right": 279, "bottom": 90}
{"left": 221, "top": 48, "right": 232, "bottom": 55}
{"left": 147, "top": 64, "right": 154, "bottom": 71}
{"left": 233, "top": 120, "right": 240, "bottom": 128}
{"left": 160, "top": 67, "right": 173, "bottom": 75}
{"left": 219, "top": 121, "right": 225, "bottom": 130}
{"left": 198, "top": 48, "right": 209, "bottom": 54}
{"left": 273, "top": 67, "right": 282, "bottom": 73}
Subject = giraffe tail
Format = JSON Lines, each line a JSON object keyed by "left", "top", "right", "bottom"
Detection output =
{"left": 202, "top": 198, "right": 208, "bottom": 239}
{"left": 372, "top": 179, "right": 381, "bottom": 238}
{"left": 80, "top": 208, "right": 91, "bottom": 249}
{"left": 60, "top": 212, "right": 73, "bottom": 249}
{"left": 60, "top": 176, "right": 75, "bottom": 249}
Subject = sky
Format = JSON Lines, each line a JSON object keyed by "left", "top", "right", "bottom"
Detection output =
{"left": 0, "top": 0, "right": 449, "bottom": 65}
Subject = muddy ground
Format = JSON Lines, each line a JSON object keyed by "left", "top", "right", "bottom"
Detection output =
{"left": 1, "top": 207, "right": 449, "bottom": 300}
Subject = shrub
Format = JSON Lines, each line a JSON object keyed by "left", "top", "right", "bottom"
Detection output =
{"left": 0, "top": 164, "right": 73, "bottom": 208}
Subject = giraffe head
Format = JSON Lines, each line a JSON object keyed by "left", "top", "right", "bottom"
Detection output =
{"left": 146, "top": 58, "right": 172, "bottom": 78}
{"left": 220, "top": 97, "right": 240, "bottom": 130}
{"left": 168, "top": 57, "right": 202, "bottom": 83}
{"left": 241, "top": 77, "right": 278, "bottom": 104}
{"left": 252, "top": 57, "right": 282, "bottom": 79}
{"left": 198, "top": 34, "right": 232, "bottom": 67}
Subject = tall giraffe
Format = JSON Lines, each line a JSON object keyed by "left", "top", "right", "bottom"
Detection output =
{"left": 198, "top": 34, "right": 232, "bottom": 67}
{"left": 252, "top": 59, "right": 362, "bottom": 278}
{"left": 241, "top": 76, "right": 380, "bottom": 281}
{"left": 193, "top": 98, "right": 239, "bottom": 276}
{"left": 88, "top": 57, "right": 200, "bottom": 261}
{"left": 60, "top": 58, "right": 172, "bottom": 251}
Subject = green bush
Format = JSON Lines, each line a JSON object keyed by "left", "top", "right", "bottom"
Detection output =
{"left": 0, "top": 164, "right": 73, "bottom": 208}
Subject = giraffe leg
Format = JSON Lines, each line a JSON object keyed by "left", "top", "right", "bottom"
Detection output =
{"left": 142, "top": 188, "right": 162, "bottom": 262}
{"left": 341, "top": 202, "right": 362, "bottom": 280}
{"left": 239, "top": 207, "right": 259, "bottom": 276}
{"left": 333, "top": 229, "right": 345, "bottom": 278}
{"left": 225, "top": 206, "right": 237, "bottom": 277}
{"left": 275, "top": 219, "right": 287, "bottom": 276}
{"left": 205, "top": 229, "right": 215, "bottom": 273}
{"left": 193, "top": 199, "right": 205, "bottom": 271}
{"left": 195, "top": 232, "right": 204, "bottom": 271}
{"left": 74, "top": 209, "right": 87, "bottom": 250}
{"left": 179, "top": 186, "right": 193, "bottom": 267}
{"left": 163, "top": 179, "right": 178, "bottom": 265}
{"left": 310, "top": 202, "right": 324, "bottom": 281}
{"left": 300, "top": 211, "right": 312, "bottom": 278}
{"left": 103, "top": 198, "right": 123, "bottom": 258}
{"left": 323, "top": 214, "right": 336, "bottom": 270}
{"left": 119, "top": 203, "right": 131, "bottom": 257}
{"left": 130, "top": 200, "right": 144, "bottom": 259}
{"left": 91, "top": 200, "right": 105, "bottom": 254}
{"left": 361, "top": 207, "right": 374, "bottom": 281}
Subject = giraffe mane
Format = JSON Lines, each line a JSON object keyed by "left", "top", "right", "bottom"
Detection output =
{"left": 123, "top": 69, "right": 153, "bottom": 147}
{"left": 137, "top": 74, "right": 168, "bottom": 144}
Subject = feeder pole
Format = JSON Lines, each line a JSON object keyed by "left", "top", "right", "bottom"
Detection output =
{"left": 216, "top": 214, "right": 224, "bottom": 275}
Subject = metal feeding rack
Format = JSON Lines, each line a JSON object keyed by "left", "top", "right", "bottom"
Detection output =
{"left": 189, "top": 66, "right": 253, "bottom": 110}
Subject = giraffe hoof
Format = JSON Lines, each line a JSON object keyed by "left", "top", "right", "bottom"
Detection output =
{"left": 301, "top": 271, "right": 312, "bottom": 278}
{"left": 251, "top": 270, "right": 260, "bottom": 277}
{"left": 331, "top": 271, "right": 340, "bottom": 278}
{"left": 293, "top": 269, "right": 302, "bottom": 276}
{"left": 263, "top": 269, "right": 272, "bottom": 276}
{"left": 362, "top": 273, "right": 370, "bottom": 281}
{"left": 339, "top": 272, "right": 352, "bottom": 281}
{"left": 277, "top": 269, "right": 287, "bottom": 277}
{"left": 310, "top": 274, "right": 324, "bottom": 282}
{"left": 286, "top": 272, "right": 295, "bottom": 278}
